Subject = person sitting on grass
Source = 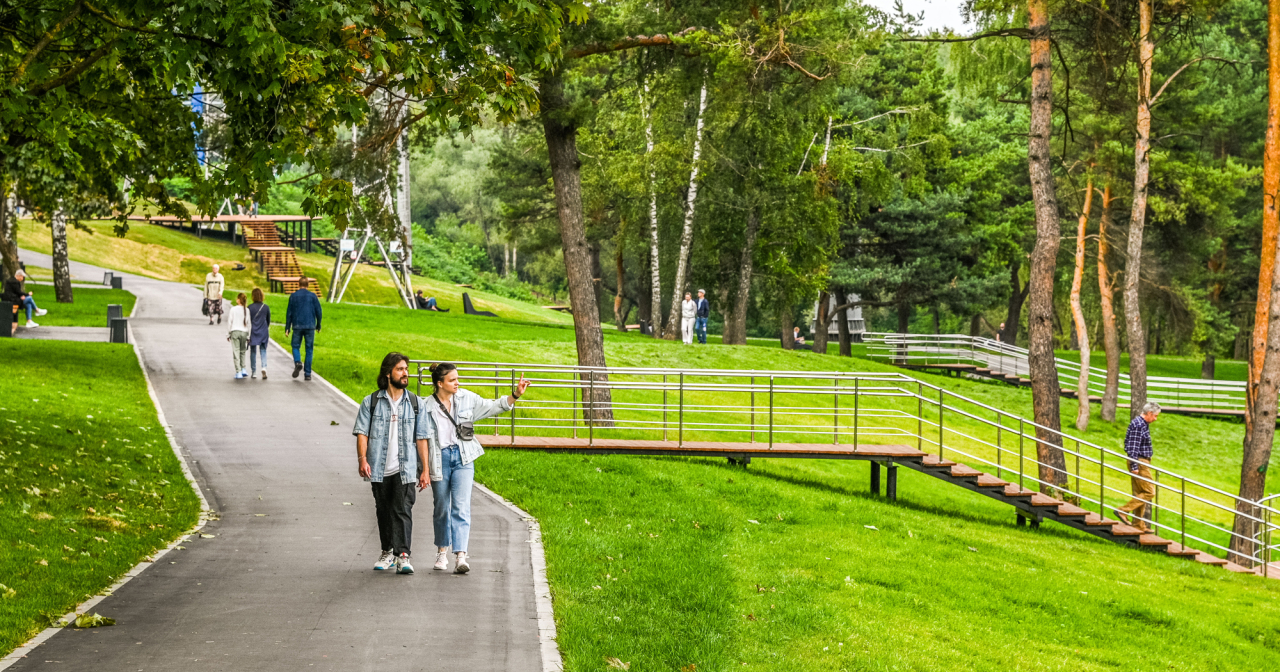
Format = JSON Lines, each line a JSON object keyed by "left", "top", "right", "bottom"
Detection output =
{"left": 414, "top": 290, "right": 449, "bottom": 312}
{"left": 2, "top": 269, "right": 46, "bottom": 331}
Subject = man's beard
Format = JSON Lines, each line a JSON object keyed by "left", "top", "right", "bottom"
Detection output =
{"left": 391, "top": 376, "right": 408, "bottom": 390}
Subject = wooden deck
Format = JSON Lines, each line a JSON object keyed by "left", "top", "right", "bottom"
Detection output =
{"left": 478, "top": 435, "right": 925, "bottom": 459}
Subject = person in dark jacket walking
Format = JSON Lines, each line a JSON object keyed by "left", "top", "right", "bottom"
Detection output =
{"left": 248, "top": 288, "right": 272, "bottom": 379}
{"left": 695, "top": 289, "right": 710, "bottom": 344}
{"left": 285, "top": 278, "right": 322, "bottom": 381}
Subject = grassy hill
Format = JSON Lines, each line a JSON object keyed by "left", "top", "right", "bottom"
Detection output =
{"left": 243, "top": 297, "right": 1280, "bottom": 671}
{"left": 14, "top": 217, "right": 573, "bottom": 325}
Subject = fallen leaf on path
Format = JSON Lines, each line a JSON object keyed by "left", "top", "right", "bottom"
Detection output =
{"left": 74, "top": 613, "right": 115, "bottom": 628}
{"left": 200, "top": 534, "right": 215, "bottom": 539}
{"left": 342, "top": 503, "right": 352, "bottom": 506}
{"left": 605, "top": 657, "right": 630, "bottom": 670}
{"left": 330, "top": 421, "right": 339, "bottom": 426}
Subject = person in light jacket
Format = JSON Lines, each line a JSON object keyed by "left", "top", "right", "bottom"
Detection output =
{"left": 227, "top": 293, "right": 251, "bottom": 378}
{"left": 204, "top": 264, "right": 225, "bottom": 325}
{"left": 422, "top": 362, "right": 530, "bottom": 574}
{"left": 680, "top": 291, "right": 696, "bottom": 345}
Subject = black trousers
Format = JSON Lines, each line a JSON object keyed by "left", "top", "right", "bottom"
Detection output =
{"left": 371, "top": 472, "right": 416, "bottom": 556}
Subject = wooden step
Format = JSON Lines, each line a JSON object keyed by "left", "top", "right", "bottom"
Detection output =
{"left": 1003, "top": 486, "right": 1036, "bottom": 498}
{"left": 1108, "top": 523, "right": 1145, "bottom": 537}
{"left": 1028, "top": 493, "right": 1066, "bottom": 508}
{"left": 1056, "top": 503, "right": 1090, "bottom": 517}
{"left": 922, "top": 455, "right": 957, "bottom": 468}
{"left": 1163, "top": 542, "right": 1201, "bottom": 557}
{"left": 1082, "top": 513, "right": 1121, "bottom": 527}
{"left": 1194, "top": 552, "right": 1229, "bottom": 567}
{"left": 975, "top": 474, "right": 1009, "bottom": 488}
{"left": 950, "top": 464, "right": 983, "bottom": 479}
{"left": 1138, "top": 534, "right": 1173, "bottom": 547}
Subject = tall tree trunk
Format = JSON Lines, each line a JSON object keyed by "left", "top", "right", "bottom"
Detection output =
{"left": 970, "top": 313, "right": 981, "bottom": 337}
{"left": 724, "top": 206, "right": 759, "bottom": 345}
{"left": 664, "top": 77, "right": 709, "bottom": 339}
{"left": 0, "top": 178, "right": 17, "bottom": 280}
{"left": 1070, "top": 176, "right": 1095, "bottom": 431}
{"left": 1124, "top": 0, "right": 1155, "bottom": 419}
{"left": 589, "top": 241, "right": 603, "bottom": 309}
{"left": 1027, "top": 0, "right": 1069, "bottom": 492}
{"left": 835, "top": 287, "right": 852, "bottom": 356}
{"left": 812, "top": 290, "right": 830, "bottom": 354}
{"left": 780, "top": 302, "right": 795, "bottom": 349}
{"left": 614, "top": 235, "right": 627, "bottom": 332}
{"left": 1230, "top": 0, "right": 1280, "bottom": 565}
{"left": 538, "top": 72, "right": 612, "bottom": 422}
{"left": 51, "top": 210, "right": 73, "bottom": 303}
{"left": 642, "top": 83, "right": 663, "bottom": 337}
{"left": 897, "top": 301, "right": 909, "bottom": 334}
{"left": 1097, "top": 183, "right": 1122, "bottom": 422}
{"left": 1004, "top": 259, "right": 1028, "bottom": 345}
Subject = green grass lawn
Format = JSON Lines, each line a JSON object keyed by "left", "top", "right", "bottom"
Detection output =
{"left": 14, "top": 217, "right": 573, "bottom": 324}
{"left": 0, "top": 340, "right": 202, "bottom": 656}
{"left": 263, "top": 298, "right": 1280, "bottom": 671}
{"left": 18, "top": 286, "right": 136, "bottom": 327}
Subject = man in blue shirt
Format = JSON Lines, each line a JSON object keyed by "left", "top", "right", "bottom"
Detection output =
{"left": 1115, "top": 402, "right": 1161, "bottom": 532}
{"left": 284, "top": 277, "right": 323, "bottom": 380}
{"left": 695, "top": 289, "right": 710, "bottom": 344}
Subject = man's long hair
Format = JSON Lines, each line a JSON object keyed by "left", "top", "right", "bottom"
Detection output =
{"left": 378, "top": 352, "right": 410, "bottom": 391}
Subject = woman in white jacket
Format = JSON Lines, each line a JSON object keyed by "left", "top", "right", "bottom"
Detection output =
{"left": 423, "top": 362, "right": 530, "bottom": 574}
{"left": 227, "top": 293, "right": 251, "bottom": 379}
{"left": 680, "top": 291, "right": 697, "bottom": 344}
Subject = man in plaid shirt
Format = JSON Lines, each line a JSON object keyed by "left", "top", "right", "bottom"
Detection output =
{"left": 1115, "top": 401, "right": 1161, "bottom": 532}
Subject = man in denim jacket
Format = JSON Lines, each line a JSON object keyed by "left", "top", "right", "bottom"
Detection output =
{"left": 353, "top": 353, "right": 430, "bottom": 574}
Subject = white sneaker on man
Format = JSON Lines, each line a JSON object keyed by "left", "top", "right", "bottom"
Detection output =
{"left": 454, "top": 552, "right": 470, "bottom": 575}
{"left": 433, "top": 551, "right": 449, "bottom": 571}
{"left": 373, "top": 551, "right": 395, "bottom": 571}
{"left": 395, "top": 553, "right": 414, "bottom": 574}
{"left": 35, "top": 308, "right": 47, "bottom": 317}
{"left": 25, "top": 320, "right": 37, "bottom": 328}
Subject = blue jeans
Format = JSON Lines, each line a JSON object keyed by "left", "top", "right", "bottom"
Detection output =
{"left": 21, "top": 296, "right": 36, "bottom": 321}
{"left": 695, "top": 316, "right": 708, "bottom": 344}
{"left": 249, "top": 343, "right": 267, "bottom": 374}
{"left": 290, "top": 329, "right": 315, "bottom": 375}
{"left": 431, "top": 445, "right": 474, "bottom": 553}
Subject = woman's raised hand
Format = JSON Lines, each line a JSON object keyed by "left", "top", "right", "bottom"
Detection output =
{"left": 515, "top": 374, "right": 531, "bottom": 398}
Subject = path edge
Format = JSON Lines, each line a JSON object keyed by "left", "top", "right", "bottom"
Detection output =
{"left": 0, "top": 323, "right": 213, "bottom": 670}
{"left": 268, "top": 339, "right": 563, "bottom": 672}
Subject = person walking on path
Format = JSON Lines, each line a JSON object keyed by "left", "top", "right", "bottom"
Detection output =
{"left": 248, "top": 288, "right": 271, "bottom": 379}
{"left": 423, "top": 362, "right": 530, "bottom": 574}
{"left": 204, "top": 264, "right": 226, "bottom": 325}
{"left": 695, "top": 289, "right": 710, "bottom": 344}
{"left": 1115, "top": 402, "right": 1161, "bottom": 532}
{"left": 353, "top": 353, "right": 430, "bottom": 575}
{"left": 285, "top": 277, "right": 322, "bottom": 381}
{"left": 227, "top": 293, "right": 251, "bottom": 379}
{"left": 680, "top": 291, "right": 696, "bottom": 345}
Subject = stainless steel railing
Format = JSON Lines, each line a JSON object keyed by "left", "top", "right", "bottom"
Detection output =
{"left": 410, "top": 360, "right": 1276, "bottom": 571}
{"left": 863, "top": 333, "right": 1249, "bottom": 413}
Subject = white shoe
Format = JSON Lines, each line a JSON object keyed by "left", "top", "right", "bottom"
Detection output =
{"left": 454, "top": 552, "right": 470, "bottom": 575}
{"left": 35, "top": 308, "right": 47, "bottom": 317}
{"left": 373, "top": 551, "right": 395, "bottom": 571}
{"left": 433, "top": 551, "right": 449, "bottom": 571}
{"left": 25, "top": 320, "right": 37, "bottom": 328}
{"left": 395, "top": 554, "right": 414, "bottom": 574}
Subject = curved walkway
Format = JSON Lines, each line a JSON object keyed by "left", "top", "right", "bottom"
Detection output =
{"left": 7, "top": 251, "right": 549, "bottom": 671}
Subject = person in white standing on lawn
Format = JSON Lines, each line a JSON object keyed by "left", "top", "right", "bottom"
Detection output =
{"left": 423, "top": 362, "right": 531, "bottom": 574}
{"left": 680, "top": 291, "right": 696, "bottom": 345}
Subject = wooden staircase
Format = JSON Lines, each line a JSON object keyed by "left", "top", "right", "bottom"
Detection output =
{"left": 241, "top": 221, "right": 316, "bottom": 294}
{"left": 906, "top": 452, "right": 1260, "bottom": 575}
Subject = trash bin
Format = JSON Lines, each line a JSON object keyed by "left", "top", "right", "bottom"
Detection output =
{"left": 109, "top": 317, "right": 128, "bottom": 344}
{"left": 107, "top": 304, "right": 122, "bottom": 327}
{"left": 103, "top": 272, "right": 114, "bottom": 286}
{"left": 110, "top": 276, "right": 123, "bottom": 290}
{"left": 0, "top": 301, "right": 12, "bottom": 338}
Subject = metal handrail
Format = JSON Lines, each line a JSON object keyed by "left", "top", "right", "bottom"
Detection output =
{"left": 411, "top": 359, "right": 1277, "bottom": 568}
{"left": 864, "top": 333, "right": 1248, "bottom": 412}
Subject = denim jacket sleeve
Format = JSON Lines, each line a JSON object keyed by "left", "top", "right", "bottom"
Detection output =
{"left": 353, "top": 394, "right": 373, "bottom": 436}
{"left": 468, "top": 391, "right": 514, "bottom": 423}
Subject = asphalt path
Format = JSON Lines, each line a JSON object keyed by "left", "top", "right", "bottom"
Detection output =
{"left": 10, "top": 251, "right": 544, "bottom": 671}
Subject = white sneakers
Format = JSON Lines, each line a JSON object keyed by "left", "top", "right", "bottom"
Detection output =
{"left": 374, "top": 551, "right": 395, "bottom": 571}
{"left": 24, "top": 320, "right": 37, "bottom": 328}
{"left": 35, "top": 308, "right": 47, "bottom": 317}
{"left": 434, "top": 551, "right": 449, "bottom": 571}
{"left": 395, "top": 553, "right": 414, "bottom": 574}
{"left": 454, "top": 552, "right": 470, "bottom": 575}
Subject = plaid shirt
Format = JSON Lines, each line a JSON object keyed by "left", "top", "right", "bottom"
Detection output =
{"left": 1124, "top": 415, "right": 1153, "bottom": 461}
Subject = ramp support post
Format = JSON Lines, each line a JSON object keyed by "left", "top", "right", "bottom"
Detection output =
{"left": 871, "top": 461, "right": 880, "bottom": 496}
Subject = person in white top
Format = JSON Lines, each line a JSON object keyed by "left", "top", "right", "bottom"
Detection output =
{"left": 204, "top": 264, "right": 226, "bottom": 325}
{"left": 227, "top": 292, "right": 251, "bottom": 379}
{"left": 680, "top": 291, "right": 697, "bottom": 345}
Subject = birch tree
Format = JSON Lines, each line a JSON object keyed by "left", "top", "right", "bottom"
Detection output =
{"left": 1069, "top": 174, "right": 1094, "bottom": 431}
{"left": 664, "top": 76, "right": 710, "bottom": 339}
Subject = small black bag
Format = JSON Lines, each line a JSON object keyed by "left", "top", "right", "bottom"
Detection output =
{"left": 433, "top": 394, "right": 475, "bottom": 441}
{"left": 201, "top": 299, "right": 209, "bottom": 316}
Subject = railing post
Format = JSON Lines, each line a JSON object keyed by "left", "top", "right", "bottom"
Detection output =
{"left": 588, "top": 371, "right": 595, "bottom": 447}
{"left": 996, "top": 415, "right": 1002, "bottom": 481}
{"left": 750, "top": 375, "right": 756, "bottom": 443}
{"left": 1099, "top": 446, "right": 1105, "bottom": 517}
{"left": 853, "top": 379, "right": 860, "bottom": 447}
{"left": 938, "top": 388, "right": 945, "bottom": 460}
{"left": 833, "top": 377, "right": 839, "bottom": 445}
{"left": 1266, "top": 508, "right": 1272, "bottom": 578}
{"left": 494, "top": 366, "right": 500, "bottom": 436}
{"left": 1180, "top": 477, "right": 1186, "bottom": 549}
{"left": 663, "top": 374, "right": 669, "bottom": 442}
{"left": 572, "top": 377, "right": 578, "bottom": 440}
{"left": 510, "top": 370, "right": 516, "bottom": 444}
{"left": 916, "top": 382, "right": 923, "bottom": 452}
{"left": 768, "top": 376, "right": 775, "bottom": 449}
{"left": 1018, "top": 418, "right": 1025, "bottom": 491}
{"left": 1153, "top": 469, "right": 1160, "bottom": 531}
{"left": 1075, "top": 440, "right": 1081, "bottom": 494}
{"left": 678, "top": 372, "right": 685, "bottom": 448}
